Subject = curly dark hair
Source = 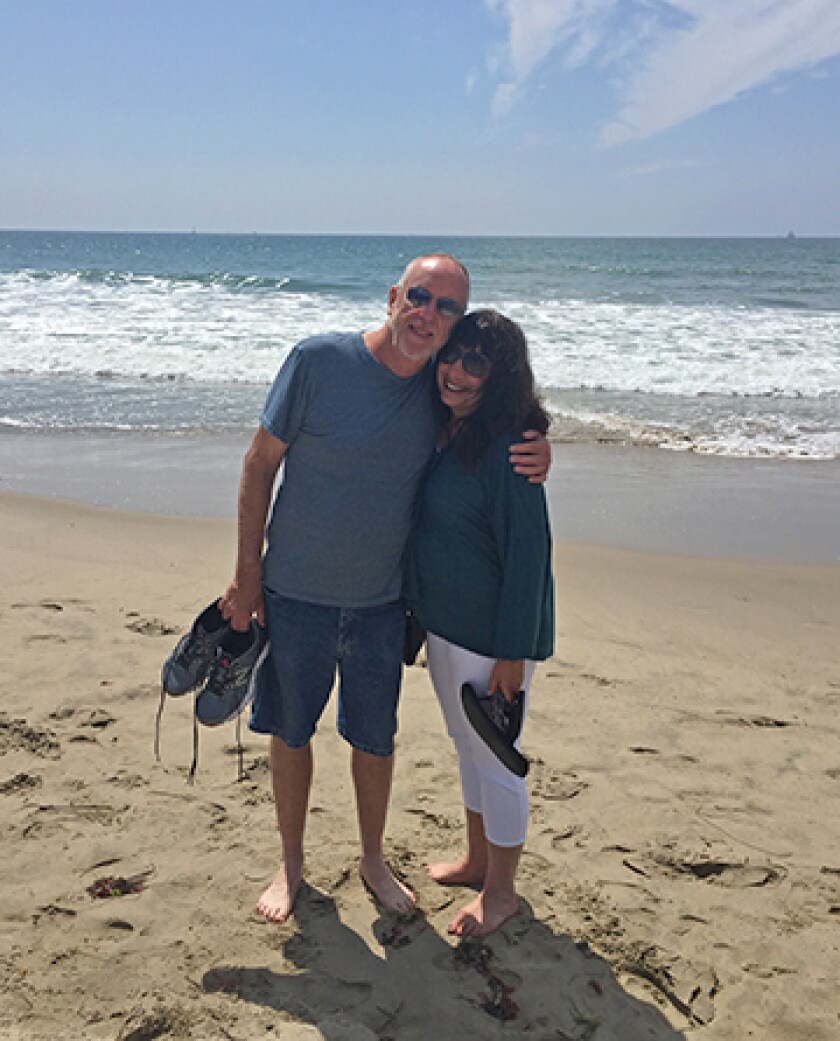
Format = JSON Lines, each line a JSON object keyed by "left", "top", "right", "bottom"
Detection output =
{"left": 434, "top": 309, "right": 551, "bottom": 472}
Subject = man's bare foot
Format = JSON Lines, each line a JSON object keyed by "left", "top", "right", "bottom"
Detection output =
{"left": 360, "top": 855, "right": 416, "bottom": 913}
{"left": 447, "top": 890, "right": 519, "bottom": 937}
{"left": 426, "top": 858, "right": 485, "bottom": 888}
{"left": 256, "top": 860, "right": 302, "bottom": 923}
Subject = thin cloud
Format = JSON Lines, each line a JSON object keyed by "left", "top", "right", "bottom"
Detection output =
{"left": 487, "top": 0, "right": 840, "bottom": 142}
{"left": 486, "top": 0, "right": 615, "bottom": 115}
{"left": 602, "top": 1, "right": 840, "bottom": 144}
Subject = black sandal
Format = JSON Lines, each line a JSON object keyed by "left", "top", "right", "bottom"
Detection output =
{"left": 460, "top": 683, "right": 529, "bottom": 778}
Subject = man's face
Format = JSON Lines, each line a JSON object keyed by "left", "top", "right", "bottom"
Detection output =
{"left": 387, "top": 258, "right": 469, "bottom": 368}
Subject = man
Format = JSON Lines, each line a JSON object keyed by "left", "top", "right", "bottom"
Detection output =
{"left": 219, "top": 253, "right": 548, "bottom": 922}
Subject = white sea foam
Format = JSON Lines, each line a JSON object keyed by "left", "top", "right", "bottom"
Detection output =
{"left": 3, "top": 272, "right": 838, "bottom": 398}
{"left": 550, "top": 405, "right": 840, "bottom": 460}
{"left": 0, "top": 272, "right": 374, "bottom": 384}
{"left": 495, "top": 298, "right": 840, "bottom": 399}
{"left": 1, "top": 269, "right": 839, "bottom": 459}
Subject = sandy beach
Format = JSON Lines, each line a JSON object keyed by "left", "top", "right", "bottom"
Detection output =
{"left": 1, "top": 452, "right": 839, "bottom": 1040}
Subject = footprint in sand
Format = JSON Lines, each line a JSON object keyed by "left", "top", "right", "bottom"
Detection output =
{"left": 713, "top": 710, "right": 795, "bottom": 729}
{"left": 49, "top": 706, "right": 117, "bottom": 730}
{"left": 529, "top": 762, "right": 589, "bottom": 802}
{"left": 46, "top": 707, "right": 118, "bottom": 746}
{"left": 124, "top": 615, "right": 179, "bottom": 637}
{"left": 24, "top": 800, "right": 127, "bottom": 827}
{"left": 580, "top": 672, "right": 616, "bottom": 687}
{"left": 622, "top": 952, "right": 719, "bottom": 1026}
{"left": 0, "top": 714, "right": 61, "bottom": 758}
{"left": 79, "top": 708, "right": 117, "bottom": 730}
{"left": 816, "top": 866, "right": 840, "bottom": 916}
{"left": 739, "top": 715, "right": 794, "bottom": 728}
{"left": 550, "top": 824, "right": 582, "bottom": 848}
{"left": 120, "top": 682, "right": 162, "bottom": 702}
{"left": 405, "top": 806, "right": 457, "bottom": 829}
{"left": 11, "top": 598, "right": 92, "bottom": 612}
{"left": 627, "top": 851, "right": 785, "bottom": 888}
{"left": 0, "top": 771, "right": 43, "bottom": 794}
{"left": 112, "top": 1006, "right": 185, "bottom": 1041}
{"left": 13, "top": 599, "right": 95, "bottom": 648}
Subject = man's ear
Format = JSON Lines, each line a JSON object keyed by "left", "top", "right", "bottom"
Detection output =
{"left": 386, "top": 284, "right": 399, "bottom": 316}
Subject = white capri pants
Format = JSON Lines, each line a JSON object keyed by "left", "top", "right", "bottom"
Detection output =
{"left": 426, "top": 632, "right": 536, "bottom": 848}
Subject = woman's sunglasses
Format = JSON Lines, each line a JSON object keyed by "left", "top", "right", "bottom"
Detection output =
{"left": 438, "top": 341, "right": 491, "bottom": 379}
{"left": 404, "top": 285, "right": 465, "bottom": 320}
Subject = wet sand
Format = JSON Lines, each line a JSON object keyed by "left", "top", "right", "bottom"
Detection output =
{"left": 1, "top": 427, "right": 839, "bottom": 562}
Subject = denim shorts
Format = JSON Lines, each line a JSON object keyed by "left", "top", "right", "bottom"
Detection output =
{"left": 249, "top": 588, "right": 405, "bottom": 756}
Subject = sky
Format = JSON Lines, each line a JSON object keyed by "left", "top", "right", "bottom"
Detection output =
{"left": 2, "top": 0, "right": 839, "bottom": 236}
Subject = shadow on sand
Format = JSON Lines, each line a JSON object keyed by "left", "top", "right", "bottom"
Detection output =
{"left": 202, "top": 883, "right": 687, "bottom": 1040}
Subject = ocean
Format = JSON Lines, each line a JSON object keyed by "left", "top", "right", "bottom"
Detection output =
{"left": 1, "top": 230, "right": 838, "bottom": 460}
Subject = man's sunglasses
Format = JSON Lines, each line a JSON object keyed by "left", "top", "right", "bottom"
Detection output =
{"left": 404, "top": 285, "right": 465, "bottom": 320}
{"left": 438, "top": 341, "right": 491, "bottom": 379}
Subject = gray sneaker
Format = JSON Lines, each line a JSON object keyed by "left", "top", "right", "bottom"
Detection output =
{"left": 195, "top": 621, "right": 269, "bottom": 727}
{"left": 161, "top": 601, "right": 230, "bottom": 696}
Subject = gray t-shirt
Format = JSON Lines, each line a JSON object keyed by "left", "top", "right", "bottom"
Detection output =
{"left": 261, "top": 331, "right": 436, "bottom": 607}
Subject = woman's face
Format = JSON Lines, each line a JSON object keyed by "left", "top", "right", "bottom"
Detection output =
{"left": 436, "top": 342, "right": 490, "bottom": 418}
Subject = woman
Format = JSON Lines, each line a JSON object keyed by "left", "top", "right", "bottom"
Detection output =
{"left": 404, "top": 309, "right": 554, "bottom": 937}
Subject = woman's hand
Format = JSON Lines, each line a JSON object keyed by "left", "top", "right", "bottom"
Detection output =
{"left": 488, "top": 659, "right": 524, "bottom": 701}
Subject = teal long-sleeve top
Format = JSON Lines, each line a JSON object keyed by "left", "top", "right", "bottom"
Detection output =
{"left": 403, "top": 433, "right": 554, "bottom": 662}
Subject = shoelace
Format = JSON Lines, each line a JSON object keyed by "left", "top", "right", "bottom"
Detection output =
{"left": 155, "top": 679, "right": 246, "bottom": 785}
{"left": 186, "top": 704, "right": 245, "bottom": 783}
{"left": 155, "top": 629, "right": 218, "bottom": 761}
{"left": 153, "top": 686, "right": 166, "bottom": 762}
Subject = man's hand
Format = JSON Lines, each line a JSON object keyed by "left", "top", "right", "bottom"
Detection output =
{"left": 219, "top": 564, "right": 264, "bottom": 632}
{"left": 510, "top": 429, "right": 552, "bottom": 484}
{"left": 488, "top": 659, "right": 524, "bottom": 701}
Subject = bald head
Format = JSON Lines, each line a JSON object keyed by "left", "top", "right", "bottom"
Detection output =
{"left": 398, "top": 253, "right": 470, "bottom": 301}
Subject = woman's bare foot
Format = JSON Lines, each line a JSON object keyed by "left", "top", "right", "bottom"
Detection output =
{"left": 447, "top": 890, "right": 520, "bottom": 937}
{"left": 360, "top": 855, "right": 416, "bottom": 913}
{"left": 426, "top": 858, "right": 485, "bottom": 888}
{"left": 256, "top": 859, "right": 303, "bottom": 922}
